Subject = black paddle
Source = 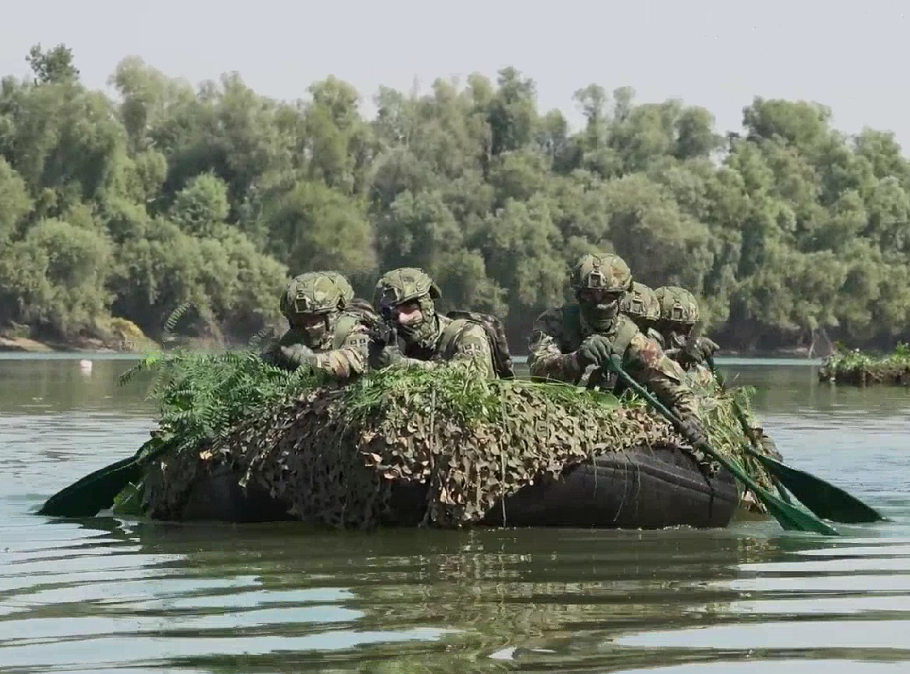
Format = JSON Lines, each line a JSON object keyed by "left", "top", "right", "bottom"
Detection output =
{"left": 604, "top": 355, "right": 840, "bottom": 536}
{"left": 706, "top": 356, "right": 886, "bottom": 525}
{"left": 36, "top": 434, "right": 176, "bottom": 518}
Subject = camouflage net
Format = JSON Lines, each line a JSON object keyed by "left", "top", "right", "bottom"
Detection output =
{"left": 137, "top": 363, "right": 779, "bottom": 529}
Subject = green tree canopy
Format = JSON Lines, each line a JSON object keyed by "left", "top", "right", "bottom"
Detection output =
{"left": 2, "top": 44, "right": 910, "bottom": 353}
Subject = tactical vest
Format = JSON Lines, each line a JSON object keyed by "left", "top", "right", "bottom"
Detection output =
{"left": 561, "top": 306, "right": 640, "bottom": 391}
{"left": 332, "top": 300, "right": 382, "bottom": 350}
{"left": 437, "top": 310, "right": 515, "bottom": 379}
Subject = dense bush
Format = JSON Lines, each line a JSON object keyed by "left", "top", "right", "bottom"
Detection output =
{"left": 3, "top": 44, "right": 910, "bottom": 353}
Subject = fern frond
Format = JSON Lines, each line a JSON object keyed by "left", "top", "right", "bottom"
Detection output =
{"left": 163, "top": 303, "right": 192, "bottom": 338}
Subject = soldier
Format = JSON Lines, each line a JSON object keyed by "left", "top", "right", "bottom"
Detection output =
{"left": 653, "top": 286, "right": 782, "bottom": 461}
{"left": 368, "top": 267, "right": 505, "bottom": 379}
{"left": 527, "top": 253, "right": 709, "bottom": 448}
{"left": 653, "top": 286, "right": 719, "bottom": 369}
{"left": 621, "top": 281, "right": 663, "bottom": 343}
{"left": 260, "top": 271, "right": 375, "bottom": 380}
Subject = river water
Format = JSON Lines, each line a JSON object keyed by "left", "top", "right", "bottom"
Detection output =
{"left": 1, "top": 355, "right": 908, "bottom": 673}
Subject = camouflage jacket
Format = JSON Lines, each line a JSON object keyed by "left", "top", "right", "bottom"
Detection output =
{"left": 395, "top": 315, "right": 497, "bottom": 379}
{"left": 654, "top": 331, "right": 696, "bottom": 369}
{"left": 644, "top": 326, "right": 664, "bottom": 345}
{"left": 261, "top": 313, "right": 370, "bottom": 380}
{"left": 527, "top": 305, "right": 700, "bottom": 420}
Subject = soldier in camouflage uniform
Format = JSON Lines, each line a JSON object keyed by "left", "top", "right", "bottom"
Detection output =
{"left": 527, "top": 253, "right": 709, "bottom": 447}
{"left": 260, "top": 271, "right": 372, "bottom": 380}
{"left": 369, "top": 267, "right": 498, "bottom": 378}
{"left": 653, "top": 286, "right": 782, "bottom": 462}
{"left": 653, "top": 286, "right": 719, "bottom": 370}
{"left": 621, "top": 281, "right": 663, "bottom": 343}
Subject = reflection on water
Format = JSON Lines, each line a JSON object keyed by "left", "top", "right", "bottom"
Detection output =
{"left": 0, "top": 356, "right": 908, "bottom": 673}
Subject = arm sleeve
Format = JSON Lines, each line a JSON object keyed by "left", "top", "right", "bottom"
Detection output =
{"left": 527, "top": 310, "right": 584, "bottom": 383}
{"left": 623, "top": 332, "right": 701, "bottom": 421}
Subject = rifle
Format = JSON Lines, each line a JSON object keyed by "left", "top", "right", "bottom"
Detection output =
{"left": 367, "top": 306, "right": 401, "bottom": 368}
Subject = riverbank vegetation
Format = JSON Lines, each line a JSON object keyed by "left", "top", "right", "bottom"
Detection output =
{"left": 3, "top": 43, "right": 910, "bottom": 354}
{"left": 818, "top": 343, "right": 910, "bottom": 386}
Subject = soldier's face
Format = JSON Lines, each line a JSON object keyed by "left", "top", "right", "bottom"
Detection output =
{"left": 579, "top": 289, "right": 623, "bottom": 318}
{"left": 392, "top": 301, "right": 422, "bottom": 326}
{"left": 671, "top": 322, "right": 695, "bottom": 344}
{"left": 391, "top": 299, "right": 439, "bottom": 345}
{"left": 292, "top": 312, "right": 330, "bottom": 344}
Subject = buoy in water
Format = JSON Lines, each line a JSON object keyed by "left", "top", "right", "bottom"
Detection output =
{"left": 79, "top": 359, "right": 93, "bottom": 374}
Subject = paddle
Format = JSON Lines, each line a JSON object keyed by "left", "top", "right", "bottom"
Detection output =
{"left": 706, "top": 356, "right": 885, "bottom": 524}
{"left": 36, "top": 434, "right": 176, "bottom": 518}
{"left": 700, "top": 353, "right": 795, "bottom": 504}
{"left": 603, "top": 355, "right": 840, "bottom": 536}
{"left": 670, "top": 325, "right": 793, "bottom": 506}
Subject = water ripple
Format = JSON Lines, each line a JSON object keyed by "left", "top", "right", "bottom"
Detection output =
{"left": 2, "top": 361, "right": 910, "bottom": 673}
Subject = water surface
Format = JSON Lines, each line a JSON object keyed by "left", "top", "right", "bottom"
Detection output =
{"left": 1, "top": 355, "right": 908, "bottom": 673}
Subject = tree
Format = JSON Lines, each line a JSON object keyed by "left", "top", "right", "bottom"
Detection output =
{"left": 4, "top": 45, "right": 910, "bottom": 353}
{"left": 26, "top": 44, "right": 80, "bottom": 85}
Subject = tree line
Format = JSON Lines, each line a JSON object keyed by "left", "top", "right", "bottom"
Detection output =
{"left": 2, "top": 43, "right": 910, "bottom": 354}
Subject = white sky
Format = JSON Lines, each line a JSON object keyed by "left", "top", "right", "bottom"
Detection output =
{"left": 1, "top": 0, "right": 908, "bottom": 148}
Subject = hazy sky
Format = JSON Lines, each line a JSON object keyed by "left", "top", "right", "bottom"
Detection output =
{"left": 1, "top": 0, "right": 908, "bottom": 147}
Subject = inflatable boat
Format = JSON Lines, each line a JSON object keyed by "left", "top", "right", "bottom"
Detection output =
{"left": 175, "top": 443, "right": 740, "bottom": 530}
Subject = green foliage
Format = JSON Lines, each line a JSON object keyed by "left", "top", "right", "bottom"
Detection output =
{"left": 818, "top": 342, "right": 910, "bottom": 385}
{"left": 0, "top": 157, "right": 32, "bottom": 242}
{"left": 119, "top": 306, "right": 324, "bottom": 449}
{"left": 125, "top": 302, "right": 631, "bottom": 468}
{"left": 26, "top": 44, "right": 80, "bottom": 85}
{"left": 4, "top": 44, "right": 910, "bottom": 352}
{"left": 0, "top": 218, "right": 113, "bottom": 334}
{"left": 169, "top": 172, "right": 230, "bottom": 237}
{"left": 344, "top": 364, "right": 628, "bottom": 431}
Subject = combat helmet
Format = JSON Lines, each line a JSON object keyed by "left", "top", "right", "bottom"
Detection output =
{"left": 572, "top": 253, "right": 633, "bottom": 329}
{"left": 373, "top": 267, "right": 441, "bottom": 345}
{"left": 571, "top": 253, "right": 633, "bottom": 293}
{"left": 621, "top": 281, "right": 661, "bottom": 328}
{"left": 279, "top": 271, "right": 354, "bottom": 347}
{"left": 654, "top": 286, "right": 700, "bottom": 326}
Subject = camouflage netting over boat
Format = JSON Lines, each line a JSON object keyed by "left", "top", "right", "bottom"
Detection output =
{"left": 134, "top": 363, "right": 777, "bottom": 529}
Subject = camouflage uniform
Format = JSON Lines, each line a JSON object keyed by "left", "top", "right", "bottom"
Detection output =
{"left": 654, "top": 286, "right": 782, "bottom": 462}
{"left": 653, "top": 286, "right": 719, "bottom": 371}
{"left": 370, "top": 267, "right": 497, "bottom": 378}
{"left": 528, "top": 253, "right": 703, "bottom": 428}
{"left": 260, "top": 271, "right": 372, "bottom": 380}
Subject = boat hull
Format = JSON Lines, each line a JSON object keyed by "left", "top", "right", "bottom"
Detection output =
{"left": 174, "top": 443, "right": 739, "bottom": 530}
{"left": 482, "top": 444, "right": 738, "bottom": 529}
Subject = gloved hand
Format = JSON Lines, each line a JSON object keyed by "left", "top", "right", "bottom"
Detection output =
{"left": 368, "top": 320, "right": 395, "bottom": 348}
{"left": 678, "top": 417, "right": 720, "bottom": 477}
{"left": 368, "top": 339, "right": 405, "bottom": 370}
{"left": 679, "top": 416, "right": 708, "bottom": 449}
{"left": 279, "top": 343, "right": 317, "bottom": 369}
{"left": 574, "top": 334, "right": 614, "bottom": 368}
{"left": 681, "top": 337, "right": 720, "bottom": 366}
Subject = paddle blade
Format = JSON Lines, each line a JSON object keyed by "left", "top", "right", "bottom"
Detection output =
{"left": 703, "top": 449, "right": 840, "bottom": 536}
{"left": 37, "top": 455, "right": 145, "bottom": 517}
{"left": 756, "top": 483, "right": 841, "bottom": 535}
{"left": 747, "top": 450, "right": 886, "bottom": 524}
{"left": 606, "top": 356, "right": 840, "bottom": 536}
{"left": 37, "top": 436, "right": 172, "bottom": 518}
